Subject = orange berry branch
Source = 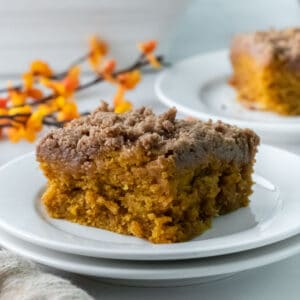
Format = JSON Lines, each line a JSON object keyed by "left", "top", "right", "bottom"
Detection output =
{"left": 0, "top": 37, "right": 164, "bottom": 142}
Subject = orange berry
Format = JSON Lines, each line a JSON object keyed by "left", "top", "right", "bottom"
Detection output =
{"left": 0, "top": 98, "right": 8, "bottom": 109}
{"left": 22, "top": 72, "right": 34, "bottom": 90}
{"left": 89, "top": 35, "right": 108, "bottom": 56}
{"left": 62, "top": 66, "right": 80, "bottom": 92}
{"left": 138, "top": 40, "right": 157, "bottom": 54}
{"left": 7, "top": 126, "right": 24, "bottom": 143}
{"left": 146, "top": 54, "right": 161, "bottom": 69}
{"left": 40, "top": 78, "right": 65, "bottom": 96}
{"left": 8, "top": 90, "right": 26, "bottom": 106}
{"left": 114, "top": 100, "right": 132, "bottom": 114}
{"left": 27, "top": 88, "right": 44, "bottom": 100}
{"left": 29, "top": 60, "right": 53, "bottom": 77}
{"left": 9, "top": 105, "right": 31, "bottom": 116}
{"left": 117, "top": 70, "right": 141, "bottom": 90}
{"left": 102, "top": 60, "right": 116, "bottom": 75}
{"left": 113, "top": 85, "right": 126, "bottom": 107}
{"left": 88, "top": 36, "right": 108, "bottom": 71}
{"left": 23, "top": 128, "right": 36, "bottom": 142}
{"left": 57, "top": 101, "right": 79, "bottom": 122}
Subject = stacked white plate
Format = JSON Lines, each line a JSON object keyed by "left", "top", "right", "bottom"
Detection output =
{"left": 1, "top": 145, "right": 300, "bottom": 287}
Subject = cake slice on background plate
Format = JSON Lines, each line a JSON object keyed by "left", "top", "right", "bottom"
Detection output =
{"left": 230, "top": 28, "right": 300, "bottom": 115}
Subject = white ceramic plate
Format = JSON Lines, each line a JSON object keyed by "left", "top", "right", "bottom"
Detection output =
{"left": 1, "top": 228, "right": 300, "bottom": 287}
{"left": 155, "top": 50, "right": 300, "bottom": 143}
{"left": 0, "top": 145, "right": 299, "bottom": 261}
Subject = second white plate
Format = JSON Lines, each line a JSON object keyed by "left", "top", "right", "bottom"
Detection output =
{"left": 0, "top": 145, "right": 299, "bottom": 260}
{"left": 155, "top": 50, "right": 300, "bottom": 143}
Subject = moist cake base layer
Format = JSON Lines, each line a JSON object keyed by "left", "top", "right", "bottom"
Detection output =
{"left": 41, "top": 151, "right": 254, "bottom": 244}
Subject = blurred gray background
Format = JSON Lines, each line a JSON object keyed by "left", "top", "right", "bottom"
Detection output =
{"left": 170, "top": 0, "right": 300, "bottom": 61}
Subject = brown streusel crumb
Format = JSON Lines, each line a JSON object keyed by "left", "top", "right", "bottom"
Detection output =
{"left": 37, "top": 103, "right": 259, "bottom": 243}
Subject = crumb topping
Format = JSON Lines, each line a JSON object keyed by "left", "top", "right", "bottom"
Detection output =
{"left": 36, "top": 103, "right": 259, "bottom": 169}
{"left": 231, "top": 28, "right": 300, "bottom": 69}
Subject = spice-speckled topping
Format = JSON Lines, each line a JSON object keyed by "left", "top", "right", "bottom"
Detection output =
{"left": 36, "top": 102, "right": 259, "bottom": 169}
{"left": 231, "top": 28, "right": 300, "bottom": 69}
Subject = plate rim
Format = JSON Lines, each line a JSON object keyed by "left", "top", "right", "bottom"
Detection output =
{"left": 155, "top": 49, "right": 300, "bottom": 132}
{"left": 0, "top": 145, "right": 300, "bottom": 260}
{"left": 1, "top": 227, "right": 300, "bottom": 280}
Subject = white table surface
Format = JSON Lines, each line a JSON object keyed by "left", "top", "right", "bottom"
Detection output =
{"left": 1, "top": 74, "right": 300, "bottom": 299}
